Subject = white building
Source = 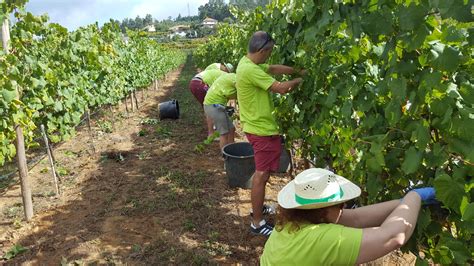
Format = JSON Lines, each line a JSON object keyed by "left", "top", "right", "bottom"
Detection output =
{"left": 202, "top": 17, "right": 218, "bottom": 28}
{"left": 143, "top": 25, "right": 156, "bottom": 32}
{"left": 169, "top": 25, "right": 190, "bottom": 39}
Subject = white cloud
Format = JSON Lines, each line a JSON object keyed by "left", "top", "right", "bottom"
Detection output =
{"left": 24, "top": 0, "right": 210, "bottom": 30}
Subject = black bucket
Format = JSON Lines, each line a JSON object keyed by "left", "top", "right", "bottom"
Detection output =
{"left": 222, "top": 142, "right": 255, "bottom": 188}
{"left": 159, "top": 99, "right": 180, "bottom": 119}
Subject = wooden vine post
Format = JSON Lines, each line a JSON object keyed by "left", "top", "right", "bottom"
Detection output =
{"left": 85, "top": 110, "right": 96, "bottom": 153}
{"left": 40, "top": 125, "right": 60, "bottom": 195}
{"left": 2, "top": 18, "right": 34, "bottom": 221}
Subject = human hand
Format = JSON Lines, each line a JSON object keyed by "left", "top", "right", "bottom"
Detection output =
{"left": 411, "top": 187, "right": 437, "bottom": 204}
{"left": 294, "top": 77, "right": 303, "bottom": 84}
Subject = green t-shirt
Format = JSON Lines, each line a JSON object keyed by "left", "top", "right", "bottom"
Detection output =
{"left": 203, "top": 73, "right": 237, "bottom": 105}
{"left": 200, "top": 69, "right": 225, "bottom": 86}
{"left": 260, "top": 223, "right": 362, "bottom": 266}
{"left": 236, "top": 56, "right": 277, "bottom": 136}
{"left": 204, "top": 63, "right": 221, "bottom": 71}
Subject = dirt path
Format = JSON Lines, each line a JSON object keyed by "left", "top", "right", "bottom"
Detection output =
{"left": 0, "top": 55, "right": 292, "bottom": 265}
{"left": 0, "top": 55, "right": 416, "bottom": 265}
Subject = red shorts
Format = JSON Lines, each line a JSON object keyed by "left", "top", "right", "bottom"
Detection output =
{"left": 246, "top": 133, "right": 281, "bottom": 172}
{"left": 189, "top": 79, "right": 208, "bottom": 106}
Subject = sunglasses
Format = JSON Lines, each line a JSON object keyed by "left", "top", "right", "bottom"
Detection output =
{"left": 257, "top": 33, "right": 274, "bottom": 51}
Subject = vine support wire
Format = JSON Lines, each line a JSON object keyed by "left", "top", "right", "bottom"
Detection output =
{"left": 2, "top": 18, "right": 34, "bottom": 221}
{"left": 40, "top": 125, "right": 60, "bottom": 195}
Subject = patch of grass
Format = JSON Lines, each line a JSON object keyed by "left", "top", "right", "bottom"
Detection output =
{"left": 132, "top": 244, "right": 142, "bottom": 253}
{"left": 137, "top": 129, "right": 148, "bottom": 137}
{"left": 63, "top": 150, "right": 78, "bottom": 157}
{"left": 155, "top": 125, "right": 171, "bottom": 138}
{"left": 183, "top": 219, "right": 196, "bottom": 231}
{"left": 2, "top": 244, "right": 28, "bottom": 260}
{"left": 194, "top": 132, "right": 219, "bottom": 153}
{"left": 39, "top": 168, "right": 49, "bottom": 174}
{"left": 56, "top": 165, "right": 70, "bottom": 176}
{"left": 3, "top": 203, "right": 23, "bottom": 219}
{"left": 200, "top": 231, "right": 232, "bottom": 257}
{"left": 208, "top": 231, "right": 219, "bottom": 242}
{"left": 97, "top": 119, "right": 113, "bottom": 133}
{"left": 99, "top": 154, "right": 109, "bottom": 163}
{"left": 137, "top": 151, "right": 150, "bottom": 160}
{"left": 120, "top": 196, "right": 162, "bottom": 216}
{"left": 141, "top": 118, "right": 160, "bottom": 125}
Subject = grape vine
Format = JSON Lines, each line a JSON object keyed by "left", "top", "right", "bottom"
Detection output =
{"left": 195, "top": 0, "right": 473, "bottom": 264}
{"left": 0, "top": 1, "right": 185, "bottom": 165}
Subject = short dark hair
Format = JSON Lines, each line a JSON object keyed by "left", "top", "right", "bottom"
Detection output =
{"left": 248, "top": 31, "right": 275, "bottom": 53}
{"left": 275, "top": 203, "right": 344, "bottom": 233}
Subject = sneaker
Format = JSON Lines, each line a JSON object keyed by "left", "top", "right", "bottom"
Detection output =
{"left": 250, "top": 220, "right": 273, "bottom": 237}
{"left": 250, "top": 204, "right": 276, "bottom": 217}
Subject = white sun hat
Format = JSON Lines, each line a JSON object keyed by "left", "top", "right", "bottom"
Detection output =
{"left": 224, "top": 63, "right": 234, "bottom": 73}
{"left": 278, "top": 168, "right": 361, "bottom": 209}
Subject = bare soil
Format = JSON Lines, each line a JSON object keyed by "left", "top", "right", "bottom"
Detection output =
{"left": 0, "top": 56, "right": 415, "bottom": 265}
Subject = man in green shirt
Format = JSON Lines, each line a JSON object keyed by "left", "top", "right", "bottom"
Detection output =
{"left": 236, "top": 31, "right": 304, "bottom": 236}
{"left": 189, "top": 67, "right": 227, "bottom": 137}
{"left": 203, "top": 73, "right": 237, "bottom": 149}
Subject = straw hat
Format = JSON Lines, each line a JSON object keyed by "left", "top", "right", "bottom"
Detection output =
{"left": 278, "top": 168, "right": 361, "bottom": 209}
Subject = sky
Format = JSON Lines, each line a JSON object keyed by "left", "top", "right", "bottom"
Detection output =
{"left": 24, "top": 0, "right": 209, "bottom": 30}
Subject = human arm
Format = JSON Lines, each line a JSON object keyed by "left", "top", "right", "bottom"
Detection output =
{"left": 355, "top": 191, "right": 422, "bottom": 264}
{"left": 338, "top": 200, "right": 400, "bottom": 228}
{"left": 269, "top": 78, "right": 303, "bottom": 94}
{"left": 268, "top": 65, "right": 306, "bottom": 75}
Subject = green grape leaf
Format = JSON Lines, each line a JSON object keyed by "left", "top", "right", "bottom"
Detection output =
{"left": 437, "top": 0, "right": 473, "bottom": 22}
{"left": 384, "top": 100, "right": 402, "bottom": 126}
{"left": 461, "top": 203, "right": 474, "bottom": 221}
{"left": 399, "top": 4, "right": 428, "bottom": 31}
{"left": 1, "top": 89, "right": 17, "bottom": 103}
{"left": 439, "top": 236, "right": 472, "bottom": 265}
{"left": 432, "top": 45, "right": 462, "bottom": 72}
{"left": 361, "top": 10, "right": 394, "bottom": 37}
{"left": 433, "top": 174, "right": 465, "bottom": 214}
{"left": 401, "top": 147, "right": 423, "bottom": 174}
{"left": 417, "top": 208, "right": 431, "bottom": 235}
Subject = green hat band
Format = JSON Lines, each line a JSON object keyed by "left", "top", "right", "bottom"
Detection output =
{"left": 295, "top": 188, "right": 344, "bottom": 205}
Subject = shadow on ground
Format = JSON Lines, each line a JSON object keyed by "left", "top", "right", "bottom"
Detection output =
{"left": 6, "top": 55, "right": 268, "bottom": 265}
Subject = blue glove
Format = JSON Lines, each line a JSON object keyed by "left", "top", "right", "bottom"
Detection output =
{"left": 411, "top": 187, "right": 437, "bottom": 205}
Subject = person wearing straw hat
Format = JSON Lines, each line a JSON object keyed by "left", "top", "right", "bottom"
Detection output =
{"left": 260, "top": 168, "right": 437, "bottom": 265}
{"left": 236, "top": 31, "right": 305, "bottom": 236}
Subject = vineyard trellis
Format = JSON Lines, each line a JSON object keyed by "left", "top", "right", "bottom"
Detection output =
{"left": 195, "top": 0, "right": 473, "bottom": 264}
{"left": 1, "top": 0, "right": 185, "bottom": 219}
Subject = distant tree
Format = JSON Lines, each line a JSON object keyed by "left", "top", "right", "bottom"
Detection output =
{"left": 143, "top": 14, "right": 154, "bottom": 26}
{"left": 198, "top": 0, "right": 231, "bottom": 21}
{"left": 229, "top": 0, "right": 269, "bottom": 9}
